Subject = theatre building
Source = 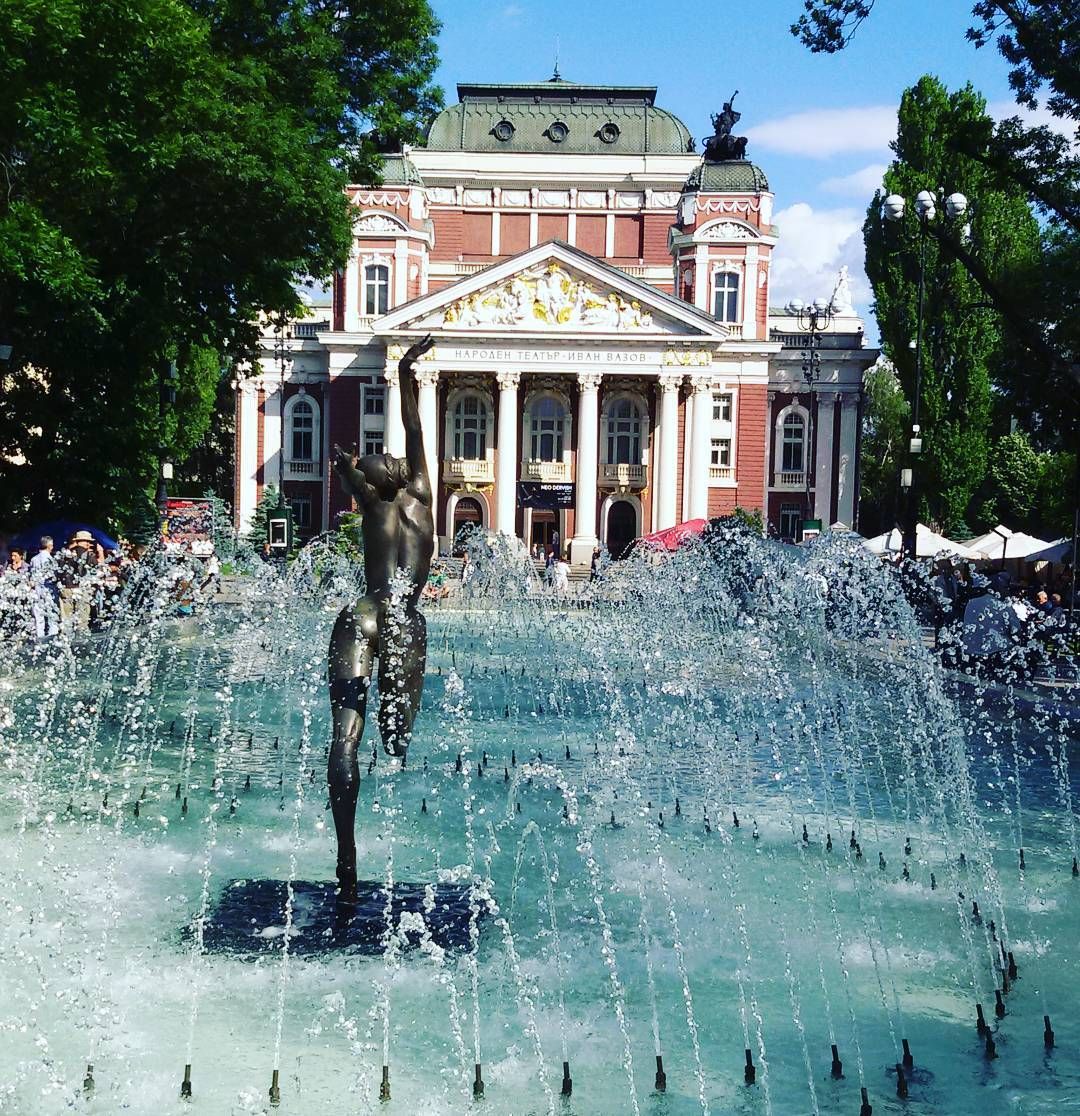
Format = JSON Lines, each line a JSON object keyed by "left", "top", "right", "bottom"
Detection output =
{"left": 234, "top": 78, "right": 877, "bottom": 561}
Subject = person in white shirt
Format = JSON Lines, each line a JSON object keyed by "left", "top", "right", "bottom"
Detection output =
{"left": 29, "top": 536, "right": 60, "bottom": 640}
{"left": 553, "top": 553, "right": 570, "bottom": 595}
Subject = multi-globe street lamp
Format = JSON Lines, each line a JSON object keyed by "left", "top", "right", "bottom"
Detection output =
{"left": 785, "top": 296, "right": 834, "bottom": 538}
{"left": 882, "top": 188, "right": 969, "bottom": 559}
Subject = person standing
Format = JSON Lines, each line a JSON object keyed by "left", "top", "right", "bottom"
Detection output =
{"left": 29, "top": 536, "right": 60, "bottom": 641}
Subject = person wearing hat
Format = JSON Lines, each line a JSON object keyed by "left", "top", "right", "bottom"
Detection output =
{"left": 60, "top": 530, "right": 101, "bottom": 630}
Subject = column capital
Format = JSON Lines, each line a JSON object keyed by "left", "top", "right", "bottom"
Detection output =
{"left": 414, "top": 367, "right": 440, "bottom": 389}
{"left": 658, "top": 371, "right": 684, "bottom": 392}
{"left": 840, "top": 391, "right": 861, "bottom": 409}
{"left": 383, "top": 366, "right": 400, "bottom": 388}
{"left": 496, "top": 369, "right": 521, "bottom": 391}
{"left": 577, "top": 370, "right": 603, "bottom": 392}
{"left": 689, "top": 375, "right": 714, "bottom": 395}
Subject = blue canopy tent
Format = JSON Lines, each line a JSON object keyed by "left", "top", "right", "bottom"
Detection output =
{"left": 9, "top": 520, "right": 121, "bottom": 554}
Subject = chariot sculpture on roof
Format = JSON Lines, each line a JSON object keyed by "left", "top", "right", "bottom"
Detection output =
{"left": 703, "top": 91, "right": 748, "bottom": 162}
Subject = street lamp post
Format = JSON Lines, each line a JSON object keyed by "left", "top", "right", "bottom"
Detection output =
{"left": 269, "top": 318, "right": 294, "bottom": 561}
{"left": 157, "top": 358, "right": 178, "bottom": 526}
{"left": 883, "top": 189, "right": 969, "bottom": 560}
{"left": 785, "top": 297, "right": 834, "bottom": 539}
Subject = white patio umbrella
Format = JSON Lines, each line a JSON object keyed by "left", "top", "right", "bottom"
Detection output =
{"left": 967, "top": 525, "right": 1053, "bottom": 561}
{"left": 1024, "top": 538, "right": 1073, "bottom": 564}
{"left": 863, "top": 524, "right": 981, "bottom": 560}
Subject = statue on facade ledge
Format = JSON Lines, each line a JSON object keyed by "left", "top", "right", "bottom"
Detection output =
{"left": 703, "top": 91, "right": 748, "bottom": 162}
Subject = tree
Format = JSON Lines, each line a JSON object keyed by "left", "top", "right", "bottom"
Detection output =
{"left": 244, "top": 485, "right": 282, "bottom": 550}
{"left": 0, "top": 0, "right": 441, "bottom": 531}
{"left": 858, "top": 359, "right": 909, "bottom": 537}
{"left": 864, "top": 77, "right": 1042, "bottom": 536}
{"left": 987, "top": 430, "right": 1042, "bottom": 524}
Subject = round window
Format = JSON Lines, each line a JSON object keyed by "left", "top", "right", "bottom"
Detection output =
{"left": 547, "top": 121, "right": 569, "bottom": 144}
{"left": 492, "top": 119, "right": 515, "bottom": 142}
{"left": 599, "top": 122, "right": 620, "bottom": 144}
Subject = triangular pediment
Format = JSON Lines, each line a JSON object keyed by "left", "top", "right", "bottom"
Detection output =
{"left": 373, "top": 240, "right": 729, "bottom": 340}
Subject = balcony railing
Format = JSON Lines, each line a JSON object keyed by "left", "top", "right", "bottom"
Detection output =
{"left": 283, "top": 459, "right": 322, "bottom": 481}
{"left": 522, "top": 459, "right": 571, "bottom": 482}
{"left": 709, "top": 465, "right": 734, "bottom": 482}
{"left": 776, "top": 470, "right": 805, "bottom": 488}
{"left": 598, "top": 462, "right": 647, "bottom": 488}
{"left": 443, "top": 458, "right": 494, "bottom": 484}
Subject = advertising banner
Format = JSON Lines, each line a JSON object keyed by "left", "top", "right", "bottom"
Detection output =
{"left": 163, "top": 498, "right": 214, "bottom": 551}
{"left": 517, "top": 482, "right": 574, "bottom": 510}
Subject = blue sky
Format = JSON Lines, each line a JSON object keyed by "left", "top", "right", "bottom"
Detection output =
{"left": 428, "top": 0, "right": 1037, "bottom": 324}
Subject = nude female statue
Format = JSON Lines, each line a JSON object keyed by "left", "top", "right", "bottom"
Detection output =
{"left": 328, "top": 335, "right": 434, "bottom": 896}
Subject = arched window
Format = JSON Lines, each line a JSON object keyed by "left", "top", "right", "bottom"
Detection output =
{"left": 453, "top": 394, "right": 489, "bottom": 460}
{"left": 604, "top": 398, "right": 642, "bottom": 465}
{"left": 362, "top": 264, "right": 389, "bottom": 316}
{"left": 781, "top": 411, "right": 805, "bottom": 472}
{"left": 285, "top": 394, "right": 320, "bottom": 463}
{"left": 529, "top": 396, "right": 568, "bottom": 462}
{"left": 713, "top": 271, "right": 740, "bottom": 323}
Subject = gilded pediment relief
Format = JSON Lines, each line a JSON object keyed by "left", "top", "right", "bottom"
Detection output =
{"left": 439, "top": 262, "right": 655, "bottom": 331}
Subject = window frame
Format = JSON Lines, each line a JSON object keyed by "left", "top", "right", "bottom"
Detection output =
{"left": 712, "top": 270, "right": 741, "bottom": 323}
{"left": 362, "top": 263, "right": 390, "bottom": 317}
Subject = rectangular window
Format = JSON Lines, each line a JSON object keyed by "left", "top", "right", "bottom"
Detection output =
{"left": 362, "top": 264, "right": 390, "bottom": 316}
{"left": 364, "top": 432, "right": 384, "bottom": 456}
{"left": 780, "top": 503, "right": 801, "bottom": 541}
{"left": 712, "top": 393, "right": 732, "bottom": 423}
{"left": 713, "top": 272, "right": 740, "bottom": 323}
{"left": 363, "top": 385, "right": 385, "bottom": 416}
{"left": 710, "top": 438, "right": 731, "bottom": 467}
{"left": 290, "top": 496, "right": 312, "bottom": 530}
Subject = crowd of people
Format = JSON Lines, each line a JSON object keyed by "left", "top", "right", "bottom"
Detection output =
{"left": 0, "top": 530, "right": 222, "bottom": 646}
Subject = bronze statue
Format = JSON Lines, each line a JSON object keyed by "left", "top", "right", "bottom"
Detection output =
{"left": 328, "top": 336, "right": 434, "bottom": 897}
{"left": 703, "top": 91, "right": 748, "bottom": 162}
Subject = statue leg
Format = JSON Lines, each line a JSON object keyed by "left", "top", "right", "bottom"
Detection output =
{"left": 377, "top": 608, "right": 427, "bottom": 758}
{"left": 328, "top": 599, "right": 377, "bottom": 895}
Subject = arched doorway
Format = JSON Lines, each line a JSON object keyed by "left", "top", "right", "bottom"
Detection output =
{"left": 606, "top": 500, "right": 637, "bottom": 559}
{"left": 452, "top": 496, "right": 483, "bottom": 554}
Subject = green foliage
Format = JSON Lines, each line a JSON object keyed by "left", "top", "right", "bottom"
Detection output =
{"left": 1034, "top": 452, "right": 1078, "bottom": 539}
{"left": 988, "top": 430, "right": 1041, "bottom": 524}
{"left": 858, "top": 359, "right": 910, "bottom": 536}
{"left": 864, "top": 77, "right": 1043, "bottom": 536}
{"left": 331, "top": 511, "right": 365, "bottom": 564}
{"left": 203, "top": 488, "right": 236, "bottom": 558}
{"left": 0, "top": 0, "right": 441, "bottom": 530}
{"left": 244, "top": 485, "right": 280, "bottom": 549}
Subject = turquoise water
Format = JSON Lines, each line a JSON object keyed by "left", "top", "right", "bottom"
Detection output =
{"left": 1, "top": 539, "right": 1078, "bottom": 1115}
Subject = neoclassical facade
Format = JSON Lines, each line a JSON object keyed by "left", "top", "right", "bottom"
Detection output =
{"left": 235, "top": 79, "right": 877, "bottom": 560}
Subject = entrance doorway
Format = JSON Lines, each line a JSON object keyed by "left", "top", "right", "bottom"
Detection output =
{"left": 530, "top": 510, "right": 560, "bottom": 558}
{"left": 452, "top": 496, "right": 483, "bottom": 553}
{"left": 606, "top": 500, "right": 637, "bottom": 559}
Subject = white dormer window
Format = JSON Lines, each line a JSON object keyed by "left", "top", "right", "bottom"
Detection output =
{"left": 362, "top": 264, "right": 389, "bottom": 316}
{"left": 713, "top": 271, "right": 740, "bottom": 323}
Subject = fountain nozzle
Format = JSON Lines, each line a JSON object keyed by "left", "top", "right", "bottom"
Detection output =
{"left": 826, "top": 833, "right": 833, "bottom": 852}
{"left": 561, "top": 1059, "right": 572, "bottom": 1097}
{"left": 995, "top": 989, "right": 1007, "bottom": 1018}
{"left": 859, "top": 1085, "right": 872, "bottom": 1116}
{"left": 985, "top": 1031, "right": 997, "bottom": 1059}
{"left": 269, "top": 1069, "right": 281, "bottom": 1107}
{"left": 654, "top": 1054, "right": 666, "bottom": 1092}
{"left": 83, "top": 1063, "right": 94, "bottom": 1097}
{"left": 895, "top": 1063, "right": 908, "bottom": 1099}
{"left": 830, "top": 1043, "right": 843, "bottom": 1079}
{"left": 802, "top": 822, "right": 809, "bottom": 843}
{"left": 180, "top": 1064, "right": 192, "bottom": 1100}
{"left": 1007, "top": 952, "right": 1018, "bottom": 981}
{"left": 1073, "top": 856, "right": 1079, "bottom": 877}
{"left": 1044, "top": 1014, "right": 1055, "bottom": 1048}
{"left": 473, "top": 1062, "right": 484, "bottom": 1099}
{"left": 732, "top": 810, "right": 739, "bottom": 828}
{"left": 972, "top": 900, "right": 981, "bottom": 923}
{"left": 380, "top": 1065, "right": 391, "bottom": 1102}
{"left": 976, "top": 1003, "right": 988, "bottom": 1035}
{"left": 421, "top": 798, "right": 427, "bottom": 814}
{"left": 744, "top": 1048, "right": 756, "bottom": 1085}
{"left": 901, "top": 1038, "right": 913, "bottom": 1070}
{"left": 850, "top": 829, "right": 857, "bottom": 849}
{"left": 904, "top": 836, "right": 912, "bottom": 855}
{"left": 1019, "top": 847, "right": 1026, "bottom": 870}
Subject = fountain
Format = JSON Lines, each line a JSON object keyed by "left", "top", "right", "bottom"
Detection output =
{"left": 0, "top": 522, "right": 1077, "bottom": 1115}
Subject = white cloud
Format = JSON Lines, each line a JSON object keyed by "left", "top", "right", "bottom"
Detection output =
{"left": 500, "top": 3, "right": 526, "bottom": 19}
{"left": 989, "top": 100, "right": 1076, "bottom": 139}
{"left": 746, "top": 106, "right": 897, "bottom": 159}
{"left": 769, "top": 202, "right": 871, "bottom": 314}
{"left": 820, "top": 162, "right": 887, "bottom": 198}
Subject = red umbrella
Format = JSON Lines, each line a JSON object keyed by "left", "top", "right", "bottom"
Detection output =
{"left": 637, "top": 518, "right": 708, "bottom": 551}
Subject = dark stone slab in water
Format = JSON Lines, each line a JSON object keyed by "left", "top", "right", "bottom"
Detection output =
{"left": 195, "top": 878, "right": 477, "bottom": 956}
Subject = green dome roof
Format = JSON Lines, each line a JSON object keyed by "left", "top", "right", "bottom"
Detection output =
{"left": 377, "top": 154, "right": 424, "bottom": 186}
{"left": 424, "top": 81, "right": 694, "bottom": 155}
{"left": 684, "top": 160, "right": 769, "bottom": 193}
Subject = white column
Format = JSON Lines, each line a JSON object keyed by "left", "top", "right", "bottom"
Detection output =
{"left": 495, "top": 370, "right": 520, "bottom": 535}
{"left": 836, "top": 393, "right": 860, "bottom": 529}
{"left": 813, "top": 391, "right": 837, "bottom": 524}
{"left": 384, "top": 366, "right": 404, "bottom": 457}
{"left": 681, "top": 390, "right": 695, "bottom": 522}
{"left": 415, "top": 367, "right": 440, "bottom": 495}
{"left": 344, "top": 250, "right": 360, "bottom": 332}
{"left": 263, "top": 374, "right": 283, "bottom": 492}
{"left": 688, "top": 377, "right": 713, "bottom": 520}
{"left": 393, "top": 241, "right": 408, "bottom": 307}
{"left": 570, "top": 371, "right": 602, "bottom": 565}
{"left": 656, "top": 373, "right": 682, "bottom": 529}
{"left": 742, "top": 245, "right": 759, "bottom": 339}
{"left": 237, "top": 381, "right": 259, "bottom": 534}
